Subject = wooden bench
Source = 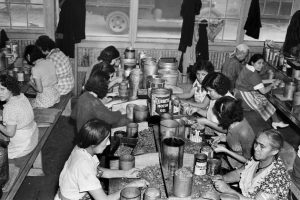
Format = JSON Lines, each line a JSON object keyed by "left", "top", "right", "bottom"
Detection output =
{"left": 1, "top": 92, "right": 72, "bottom": 200}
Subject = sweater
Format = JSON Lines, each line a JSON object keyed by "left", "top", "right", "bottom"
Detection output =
{"left": 71, "top": 92, "right": 126, "bottom": 132}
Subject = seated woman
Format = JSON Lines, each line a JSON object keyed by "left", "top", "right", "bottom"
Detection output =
{"left": 213, "top": 129, "right": 290, "bottom": 200}
{"left": 0, "top": 75, "right": 38, "bottom": 165}
{"left": 71, "top": 70, "right": 129, "bottom": 132}
{"left": 24, "top": 45, "right": 60, "bottom": 108}
{"left": 176, "top": 60, "right": 214, "bottom": 108}
{"left": 188, "top": 72, "right": 233, "bottom": 134}
{"left": 234, "top": 54, "right": 288, "bottom": 129}
{"left": 85, "top": 45, "right": 122, "bottom": 89}
{"left": 55, "top": 119, "right": 148, "bottom": 200}
{"left": 212, "top": 96, "right": 255, "bottom": 169}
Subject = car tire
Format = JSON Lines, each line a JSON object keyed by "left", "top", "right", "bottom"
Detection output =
{"left": 105, "top": 11, "right": 129, "bottom": 34}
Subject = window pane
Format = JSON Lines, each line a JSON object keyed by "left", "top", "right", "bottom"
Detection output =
{"left": 137, "top": 0, "right": 181, "bottom": 38}
{"left": 213, "top": 0, "right": 226, "bottom": 18}
{"left": 10, "top": 4, "right": 27, "bottom": 27}
{"left": 223, "top": 19, "right": 238, "bottom": 40}
{"left": 86, "top": 0, "right": 130, "bottom": 36}
{"left": 244, "top": 18, "right": 289, "bottom": 42}
{"left": 245, "top": 0, "right": 294, "bottom": 42}
{"left": 0, "top": 3, "right": 10, "bottom": 26}
{"left": 226, "top": 0, "right": 241, "bottom": 18}
{"left": 28, "top": 4, "right": 44, "bottom": 27}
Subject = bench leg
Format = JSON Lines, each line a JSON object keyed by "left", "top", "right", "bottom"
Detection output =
{"left": 27, "top": 152, "right": 45, "bottom": 176}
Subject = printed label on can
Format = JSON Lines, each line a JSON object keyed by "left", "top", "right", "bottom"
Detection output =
{"left": 155, "top": 96, "right": 170, "bottom": 114}
{"left": 194, "top": 161, "right": 207, "bottom": 176}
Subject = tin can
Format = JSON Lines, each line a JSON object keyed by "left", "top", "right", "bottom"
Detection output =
{"left": 206, "top": 158, "right": 221, "bottom": 176}
{"left": 180, "top": 102, "right": 190, "bottom": 115}
{"left": 201, "top": 145, "right": 214, "bottom": 159}
{"left": 172, "top": 98, "right": 181, "bottom": 115}
{"left": 126, "top": 103, "right": 136, "bottom": 121}
{"left": 150, "top": 88, "right": 171, "bottom": 116}
{"left": 193, "top": 153, "right": 207, "bottom": 176}
{"left": 119, "top": 154, "right": 135, "bottom": 170}
{"left": 173, "top": 167, "right": 193, "bottom": 197}
{"left": 120, "top": 187, "right": 141, "bottom": 200}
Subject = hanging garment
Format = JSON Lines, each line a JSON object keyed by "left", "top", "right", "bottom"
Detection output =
{"left": 0, "top": 29, "right": 9, "bottom": 49}
{"left": 178, "top": 0, "right": 202, "bottom": 53}
{"left": 196, "top": 22, "right": 209, "bottom": 61}
{"left": 244, "top": 0, "right": 262, "bottom": 39}
{"left": 56, "top": 0, "right": 86, "bottom": 58}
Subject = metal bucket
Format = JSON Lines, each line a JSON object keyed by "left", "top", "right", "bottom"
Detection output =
{"left": 158, "top": 69, "right": 178, "bottom": 86}
{"left": 161, "top": 137, "right": 185, "bottom": 170}
{"left": 173, "top": 168, "right": 193, "bottom": 197}
{"left": 160, "top": 119, "right": 179, "bottom": 141}
{"left": 141, "top": 57, "right": 158, "bottom": 88}
{"left": 158, "top": 57, "right": 178, "bottom": 70}
{"left": 150, "top": 88, "right": 171, "bottom": 116}
{"left": 283, "top": 81, "right": 296, "bottom": 100}
{"left": 293, "top": 92, "right": 300, "bottom": 106}
{"left": 206, "top": 158, "right": 222, "bottom": 176}
{"left": 174, "top": 119, "right": 185, "bottom": 139}
{"left": 133, "top": 105, "right": 148, "bottom": 122}
{"left": 120, "top": 187, "right": 141, "bottom": 200}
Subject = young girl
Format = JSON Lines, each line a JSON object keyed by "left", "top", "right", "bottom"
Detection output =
{"left": 235, "top": 54, "right": 289, "bottom": 129}
{"left": 24, "top": 44, "right": 60, "bottom": 108}
{"left": 212, "top": 96, "right": 255, "bottom": 169}
{"left": 55, "top": 119, "right": 148, "bottom": 200}
{"left": 177, "top": 60, "right": 214, "bottom": 108}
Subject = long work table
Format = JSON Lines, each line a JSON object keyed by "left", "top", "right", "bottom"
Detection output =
{"left": 1, "top": 92, "right": 72, "bottom": 200}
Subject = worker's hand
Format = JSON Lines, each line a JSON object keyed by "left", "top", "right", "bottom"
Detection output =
{"left": 186, "top": 107, "right": 198, "bottom": 116}
{"left": 126, "top": 179, "right": 149, "bottom": 188}
{"left": 212, "top": 144, "right": 228, "bottom": 153}
{"left": 211, "top": 134, "right": 226, "bottom": 145}
{"left": 212, "top": 179, "right": 231, "bottom": 193}
{"left": 123, "top": 168, "right": 140, "bottom": 178}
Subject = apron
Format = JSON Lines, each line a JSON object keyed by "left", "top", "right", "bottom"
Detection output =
{"left": 237, "top": 90, "right": 275, "bottom": 121}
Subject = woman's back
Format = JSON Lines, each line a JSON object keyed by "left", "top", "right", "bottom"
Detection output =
{"left": 31, "top": 58, "right": 57, "bottom": 88}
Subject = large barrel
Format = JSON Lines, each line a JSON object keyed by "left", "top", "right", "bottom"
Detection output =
{"left": 149, "top": 88, "right": 171, "bottom": 116}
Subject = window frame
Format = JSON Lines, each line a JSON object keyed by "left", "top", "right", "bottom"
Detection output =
{"left": 85, "top": 0, "right": 299, "bottom": 47}
{"left": 1, "top": 0, "right": 56, "bottom": 39}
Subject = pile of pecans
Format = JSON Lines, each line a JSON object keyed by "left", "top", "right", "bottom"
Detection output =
{"left": 114, "top": 144, "right": 133, "bottom": 157}
{"left": 132, "top": 129, "right": 156, "bottom": 155}
{"left": 138, "top": 165, "right": 167, "bottom": 198}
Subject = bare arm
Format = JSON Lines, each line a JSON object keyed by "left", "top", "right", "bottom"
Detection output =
{"left": 30, "top": 77, "right": 43, "bottom": 93}
{"left": 0, "top": 124, "right": 17, "bottom": 137}
{"left": 213, "top": 145, "right": 248, "bottom": 164}
{"left": 176, "top": 87, "right": 196, "bottom": 99}
{"left": 187, "top": 96, "right": 210, "bottom": 109}
{"left": 223, "top": 167, "right": 244, "bottom": 183}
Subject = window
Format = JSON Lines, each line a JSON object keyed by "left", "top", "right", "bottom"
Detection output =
{"left": 135, "top": 0, "right": 243, "bottom": 41}
{"left": 244, "top": 0, "right": 295, "bottom": 42}
{"left": 85, "top": 0, "right": 299, "bottom": 43}
{"left": 85, "top": 0, "right": 129, "bottom": 37}
{"left": 0, "top": 0, "right": 44, "bottom": 29}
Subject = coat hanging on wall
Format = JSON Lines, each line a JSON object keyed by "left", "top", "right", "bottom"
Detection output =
{"left": 0, "top": 29, "right": 9, "bottom": 49}
{"left": 178, "top": 0, "right": 202, "bottom": 53}
{"left": 55, "top": 0, "right": 86, "bottom": 58}
{"left": 244, "top": 0, "right": 262, "bottom": 39}
{"left": 196, "top": 20, "right": 209, "bottom": 61}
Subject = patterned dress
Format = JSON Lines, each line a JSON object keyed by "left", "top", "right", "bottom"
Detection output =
{"left": 47, "top": 48, "right": 74, "bottom": 95}
{"left": 239, "top": 157, "right": 290, "bottom": 200}
{"left": 192, "top": 80, "right": 207, "bottom": 103}
{"left": 235, "top": 64, "right": 276, "bottom": 121}
{"left": 30, "top": 59, "right": 60, "bottom": 108}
